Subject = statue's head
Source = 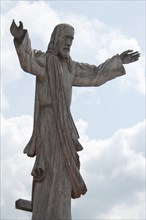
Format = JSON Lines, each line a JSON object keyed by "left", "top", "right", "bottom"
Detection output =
{"left": 47, "top": 23, "right": 74, "bottom": 59}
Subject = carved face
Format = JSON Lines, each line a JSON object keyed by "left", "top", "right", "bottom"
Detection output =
{"left": 56, "top": 27, "right": 74, "bottom": 59}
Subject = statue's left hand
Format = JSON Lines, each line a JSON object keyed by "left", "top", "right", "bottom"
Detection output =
{"left": 10, "top": 19, "right": 25, "bottom": 40}
{"left": 120, "top": 50, "right": 140, "bottom": 64}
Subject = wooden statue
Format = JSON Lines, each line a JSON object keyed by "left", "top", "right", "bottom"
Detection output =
{"left": 10, "top": 20, "right": 140, "bottom": 220}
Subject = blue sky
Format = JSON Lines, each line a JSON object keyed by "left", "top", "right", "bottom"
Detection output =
{"left": 1, "top": 1, "right": 145, "bottom": 219}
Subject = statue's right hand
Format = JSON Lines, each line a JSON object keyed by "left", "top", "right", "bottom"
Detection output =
{"left": 10, "top": 19, "right": 25, "bottom": 39}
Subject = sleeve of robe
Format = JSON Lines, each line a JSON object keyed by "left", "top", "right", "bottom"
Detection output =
{"left": 72, "top": 56, "right": 126, "bottom": 87}
{"left": 13, "top": 30, "right": 46, "bottom": 156}
{"left": 13, "top": 30, "right": 46, "bottom": 80}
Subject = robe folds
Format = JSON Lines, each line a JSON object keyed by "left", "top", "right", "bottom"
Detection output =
{"left": 14, "top": 31, "right": 126, "bottom": 220}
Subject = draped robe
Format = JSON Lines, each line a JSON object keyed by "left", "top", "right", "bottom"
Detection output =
{"left": 14, "top": 31, "right": 126, "bottom": 220}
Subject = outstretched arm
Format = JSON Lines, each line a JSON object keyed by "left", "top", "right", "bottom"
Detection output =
{"left": 73, "top": 50, "right": 140, "bottom": 87}
{"left": 10, "top": 20, "right": 46, "bottom": 79}
{"left": 73, "top": 54, "right": 125, "bottom": 87}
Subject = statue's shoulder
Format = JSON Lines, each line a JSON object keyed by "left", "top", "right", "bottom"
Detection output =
{"left": 32, "top": 50, "right": 47, "bottom": 68}
{"left": 33, "top": 50, "right": 46, "bottom": 58}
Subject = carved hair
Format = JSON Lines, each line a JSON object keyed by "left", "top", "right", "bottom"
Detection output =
{"left": 46, "top": 23, "right": 74, "bottom": 55}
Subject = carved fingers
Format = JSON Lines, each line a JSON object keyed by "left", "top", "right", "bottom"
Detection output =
{"left": 19, "top": 21, "right": 23, "bottom": 29}
{"left": 10, "top": 19, "right": 17, "bottom": 37}
{"left": 10, "top": 19, "right": 24, "bottom": 40}
{"left": 130, "top": 51, "right": 140, "bottom": 62}
{"left": 120, "top": 50, "right": 140, "bottom": 64}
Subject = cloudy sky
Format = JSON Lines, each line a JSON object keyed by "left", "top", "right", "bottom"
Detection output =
{"left": 1, "top": 0, "right": 145, "bottom": 219}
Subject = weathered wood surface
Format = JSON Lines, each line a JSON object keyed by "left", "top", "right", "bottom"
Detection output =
{"left": 15, "top": 199, "right": 32, "bottom": 212}
{"left": 10, "top": 19, "right": 139, "bottom": 220}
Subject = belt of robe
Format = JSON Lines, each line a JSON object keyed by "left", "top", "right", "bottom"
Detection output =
{"left": 40, "top": 104, "right": 52, "bottom": 109}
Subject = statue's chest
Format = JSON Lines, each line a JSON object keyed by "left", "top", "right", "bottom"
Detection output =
{"left": 60, "top": 62, "right": 74, "bottom": 105}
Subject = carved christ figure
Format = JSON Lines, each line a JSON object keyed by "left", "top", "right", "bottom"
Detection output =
{"left": 10, "top": 20, "right": 140, "bottom": 220}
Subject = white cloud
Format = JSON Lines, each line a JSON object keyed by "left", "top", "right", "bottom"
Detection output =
{"left": 1, "top": 114, "right": 34, "bottom": 219}
{"left": 64, "top": 7, "right": 145, "bottom": 96}
{"left": 1, "top": 1, "right": 145, "bottom": 219}
{"left": 95, "top": 30, "right": 145, "bottom": 95}
{"left": 1, "top": 116, "right": 145, "bottom": 219}
{"left": 63, "top": 14, "right": 105, "bottom": 52}
{"left": 72, "top": 119, "right": 145, "bottom": 219}
{"left": 1, "top": 114, "right": 145, "bottom": 219}
{"left": 97, "top": 193, "right": 145, "bottom": 219}
{"left": 1, "top": 49, "right": 22, "bottom": 85}
{"left": 1, "top": 87, "right": 9, "bottom": 112}
{"left": 1, "top": 0, "right": 145, "bottom": 95}
{"left": 1, "top": 1, "right": 17, "bottom": 13}
{"left": 7, "top": 1, "right": 61, "bottom": 47}
{"left": 72, "top": 87, "right": 101, "bottom": 108}
{"left": 119, "top": 57, "right": 145, "bottom": 95}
